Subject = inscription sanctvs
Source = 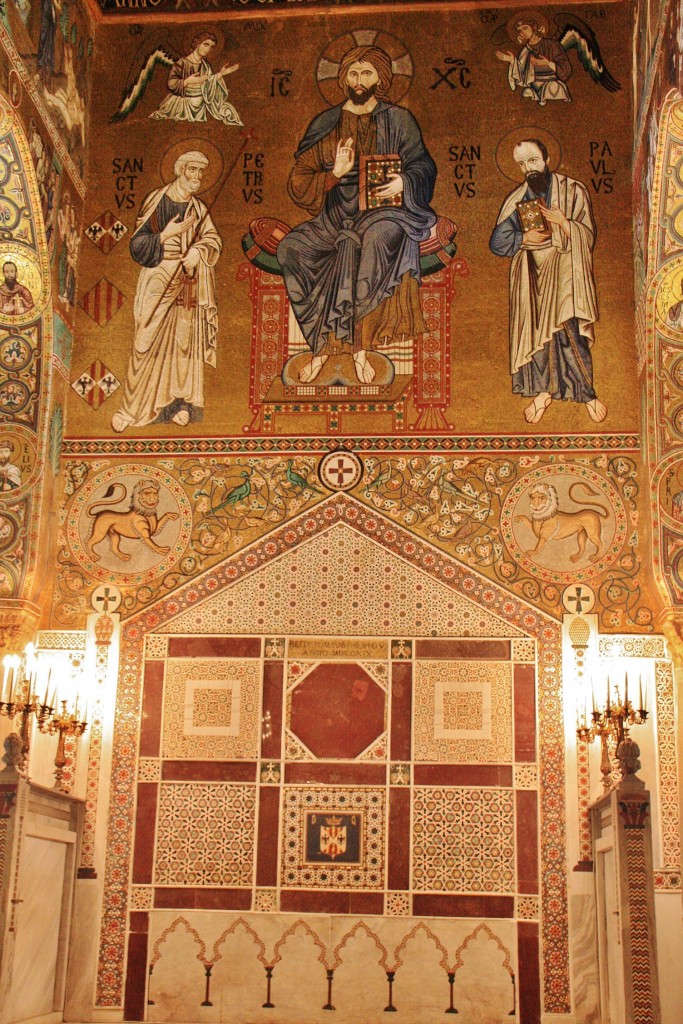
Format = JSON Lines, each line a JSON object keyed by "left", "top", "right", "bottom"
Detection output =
{"left": 113, "top": 157, "right": 143, "bottom": 210}
{"left": 449, "top": 144, "right": 480, "bottom": 198}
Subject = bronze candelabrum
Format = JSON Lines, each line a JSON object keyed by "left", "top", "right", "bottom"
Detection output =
{"left": 576, "top": 673, "right": 648, "bottom": 790}
{"left": 48, "top": 700, "right": 88, "bottom": 790}
{"left": 0, "top": 656, "right": 55, "bottom": 772}
{"left": 0, "top": 650, "right": 88, "bottom": 787}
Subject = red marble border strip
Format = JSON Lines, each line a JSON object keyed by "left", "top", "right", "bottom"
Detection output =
{"left": 415, "top": 640, "right": 511, "bottom": 660}
{"left": 256, "top": 786, "right": 280, "bottom": 886}
{"left": 516, "top": 791, "right": 539, "bottom": 894}
{"left": 129, "top": 912, "right": 149, "bottom": 933}
{"left": 139, "top": 661, "right": 164, "bottom": 758}
{"left": 123, "top": 932, "right": 148, "bottom": 1021}
{"left": 132, "top": 783, "right": 158, "bottom": 885}
{"left": 280, "top": 890, "right": 384, "bottom": 915}
{"left": 514, "top": 664, "right": 537, "bottom": 763}
{"left": 167, "top": 637, "right": 262, "bottom": 658}
{"left": 517, "top": 921, "right": 541, "bottom": 1024}
{"left": 414, "top": 765, "right": 513, "bottom": 787}
{"left": 262, "top": 660, "right": 284, "bottom": 759}
{"left": 161, "top": 761, "right": 257, "bottom": 782}
{"left": 153, "top": 888, "right": 252, "bottom": 910}
{"left": 412, "top": 895, "right": 514, "bottom": 918}
{"left": 390, "top": 661, "right": 412, "bottom": 761}
{"left": 284, "top": 763, "right": 386, "bottom": 784}
{"left": 388, "top": 789, "right": 410, "bottom": 890}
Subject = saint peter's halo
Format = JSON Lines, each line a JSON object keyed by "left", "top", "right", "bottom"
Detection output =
{"left": 316, "top": 29, "right": 414, "bottom": 107}
{"left": 495, "top": 126, "right": 562, "bottom": 182}
{"left": 159, "top": 139, "right": 225, "bottom": 195}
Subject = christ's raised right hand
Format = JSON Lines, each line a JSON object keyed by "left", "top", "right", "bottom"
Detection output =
{"left": 332, "top": 137, "right": 355, "bottom": 179}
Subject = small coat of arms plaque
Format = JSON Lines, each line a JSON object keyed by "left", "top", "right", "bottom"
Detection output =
{"left": 304, "top": 811, "right": 363, "bottom": 863}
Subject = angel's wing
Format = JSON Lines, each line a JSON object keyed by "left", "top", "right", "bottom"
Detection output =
{"left": 556, "top": 14, "right": 621, "bottom": 93}
{"left": 110, "top": 49, "right": 175, "bottom": 124}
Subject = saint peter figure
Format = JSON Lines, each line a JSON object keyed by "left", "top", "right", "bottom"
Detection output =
{"left": 111, "top": 151, "right": 222, "bottom": 432}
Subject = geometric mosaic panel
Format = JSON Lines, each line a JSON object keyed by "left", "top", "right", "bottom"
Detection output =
{"left": 281, "top": 787, "right": 385, "bottom": 889}
{"left": 162, "top": 659, "right": 260, "bottom": 760}
{"left": 412, "top": 787, "right": 515, "bottom": 893}
{"left": 154, "top": 782, "right": 256, "bottom": 886}
{"left": 158, "top": 523, "right": 524, "bottom": 637}
{"left": 413, "top": 661, "right": 513, "bottom": 762}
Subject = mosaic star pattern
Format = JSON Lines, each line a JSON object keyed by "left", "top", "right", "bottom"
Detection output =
{"left": 413, "top": 660, "right": 513, "bottom": 762}
{"left": 412, "top": 787, "right": 515, "bottom": 893}
{"left": 162, "top": 659, "right": 261, "bottom": 760}
{"left": 155, "top": 783, "right": 256, "bottom": 887}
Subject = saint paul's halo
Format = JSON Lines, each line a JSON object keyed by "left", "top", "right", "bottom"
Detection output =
{"left": 159, "top": 139, "right": 225, "bottom": 195}
{"left": 316, "top": 28, "right": 414, "bottom": 107}
{"left": 495, "top": 126, "right": 562, "bottom": 182}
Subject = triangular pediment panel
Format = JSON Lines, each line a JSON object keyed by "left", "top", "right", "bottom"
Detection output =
{"left": 158, "top": 520, "right": 521, "bottom": 637}
{"left": 146, "top": 496, "right": 545, "bottom": 638}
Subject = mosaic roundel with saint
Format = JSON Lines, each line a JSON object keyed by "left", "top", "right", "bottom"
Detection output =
{"left": 501, "top": 463, "right": 626, "bottom": 582}
{"left": 68, "top": 464, "right": 192, "bottom": 583}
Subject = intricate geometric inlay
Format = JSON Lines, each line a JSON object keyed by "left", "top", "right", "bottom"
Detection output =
{"left": 414, "top": 661, "right": 513, "bottom": 762}
{"left": 282, "top": 787, "right": 385, "bottom": 889}
{"left": 412, "top": 787, "right": 515, "bottom": 893}
{"left": 155, "top": 783, "right": 256, "bottom": 886}
{"left": 162, "top": 659, "right": 260, "bottom": 760}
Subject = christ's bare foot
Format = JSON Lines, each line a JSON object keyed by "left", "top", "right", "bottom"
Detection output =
{"left": 353, "top": 351, "right": 376, "bottom": 383}
{"left": 524, "top": 393, "right": 551, "bottom": 424}
{"left": 299, "top": 355, "right": 328, "bottom": 383}
{"left": 586, "top": 398, "right": 607, "bottom": 423}
{"left": 172, "top": 409, "right": 190, "bottom": 426}
{"left": 111, "top": 412, "right": 131, "bottom": 433}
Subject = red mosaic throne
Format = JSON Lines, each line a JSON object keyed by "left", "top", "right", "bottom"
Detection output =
{"left": 239, "top": 216, "right": 469, "bottom": 433}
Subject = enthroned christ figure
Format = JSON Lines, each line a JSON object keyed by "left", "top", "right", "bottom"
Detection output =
{"left": 277, "top": 45, "right": 437, "bottom": 385}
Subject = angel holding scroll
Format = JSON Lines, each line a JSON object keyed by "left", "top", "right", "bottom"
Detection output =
{"left": 111, "top": 31, "right": 242, "bottom": 127}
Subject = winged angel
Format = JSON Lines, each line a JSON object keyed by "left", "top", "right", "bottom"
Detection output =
{"left": 111, "top": 31, "right": 242, "bottom": 126}
{"left": 495, "top": 11, "right": 620, "bottom": 105}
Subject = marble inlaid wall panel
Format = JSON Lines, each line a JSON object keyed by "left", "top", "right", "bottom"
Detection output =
{"left": 413, "top": 659, "right": 513, "bottom": 762}
{"left": 145, "top": 911, "right": 517, "bottom": 1024}
{"left": 162, "top": 658, "right": 261, "bottom": 760}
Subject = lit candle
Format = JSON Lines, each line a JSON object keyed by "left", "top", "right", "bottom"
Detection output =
{"left": 1, "top": 656, "right": 9, "bottom": 703}
{"left": 624, "top": 672, "right": 629, "bottom": 709}
{"left": 42, "top": 668, "right": 51, "bottom": 709}
{"left": 606, "top": 676, "right": 611, "bottom": 711}
{"left": 591, "top": 681, "right": 597, "bottom": 713}
{"left": 638, "top": 675, "right": 643, "bottom": 712}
